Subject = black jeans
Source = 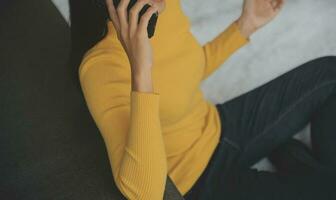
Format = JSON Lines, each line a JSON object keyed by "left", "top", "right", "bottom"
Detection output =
{"left": 184, "top": 56, "right": 336, "bottom": 200}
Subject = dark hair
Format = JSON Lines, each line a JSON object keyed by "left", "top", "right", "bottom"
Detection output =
{"left": 93, "top": 0, "right": 110, "bottom": 20}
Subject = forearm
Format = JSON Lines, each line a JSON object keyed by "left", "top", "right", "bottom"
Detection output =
{"left": 117, "top": 89, "right": 167, "bottom": 199}
{"left": 201, "top": 21, "right": 250, "bottom": 80}
{"left": 113, "top": 67, "right": 167, "bottom": 200}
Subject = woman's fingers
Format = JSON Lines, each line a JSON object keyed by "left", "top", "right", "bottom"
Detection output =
{"left": 138, "top": 6, "right": 158, "bottom": 37}
{"left": 270, "top": 0, "right": 277, "bottom": 8}
{"left": 106, "top": 0, "right": 159, "bottom": 40}
{"left": 273, "top": 0, "right": 284, "bottom": 12}
{"left": 116, "top": 0, "right": 131, "bottom": 38}
{"left": 276, "top": 0, "right": 285, "bottom": 11}
{"left": 106, "top": 0, "right": 120, "bottom": 33}
{"left": 129, "top": 0, "right": 152, "bottom": 37}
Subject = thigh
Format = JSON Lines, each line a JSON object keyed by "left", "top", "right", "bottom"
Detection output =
{"left": 216, "top": 56, "right": 336, "bottom": 168}
{"left": 193, "top": 135, "right": 336, "bottom": 200}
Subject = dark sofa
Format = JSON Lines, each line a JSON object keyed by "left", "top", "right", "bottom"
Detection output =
{"left": 0, "top": 0, "right": 184, "bottom": 199}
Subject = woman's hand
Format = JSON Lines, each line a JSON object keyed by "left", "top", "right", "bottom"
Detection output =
{"left": 236, "top": 0, "right": 285, "bottom": 38}
{"left": 151, "top": 0, "right": 166, "bottom": 14}
{"left": 106, "top": 0, "right": 165, "bottom": 75}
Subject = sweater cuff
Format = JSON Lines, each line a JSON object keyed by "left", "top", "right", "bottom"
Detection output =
{"left": 130, "top": 91, "right": 160, "bottom": 119}
{"left": 231, "top": 21, "right": 250, "bottom": 44}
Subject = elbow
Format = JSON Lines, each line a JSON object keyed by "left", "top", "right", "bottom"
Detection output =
{"left": 115, "top": 178, "right": 167, "bottom": 200}
{"left": 115, "top": 166, "right": 167, "bottom": 200}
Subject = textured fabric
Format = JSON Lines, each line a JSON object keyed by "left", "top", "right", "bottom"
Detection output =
{"left": 183, "top": 56, "right": 336, "bottom": 200}
{"left": 0, "top": 1, "right": 116, "bottom": 199}
{"left": 78, "top": 0, "right": 249, "bottom": 198}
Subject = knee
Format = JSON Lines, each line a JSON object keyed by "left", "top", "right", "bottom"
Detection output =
{"left": 312, "top": 56, "right": 336, "bottom": 78}
{"left": 315, "top": 55, "right": 336, "bottom": 64}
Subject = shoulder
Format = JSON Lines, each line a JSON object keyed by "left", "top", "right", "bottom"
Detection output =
{"left": 78, "top": 36, "right": 129, "bottom": 80}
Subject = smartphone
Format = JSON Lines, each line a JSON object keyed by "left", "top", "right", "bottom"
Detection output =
{"left": 95, "top": 0, "right": 158, "bottom": 38}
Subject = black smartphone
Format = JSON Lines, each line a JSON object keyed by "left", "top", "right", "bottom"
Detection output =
{"left": 94, "top": 0, "right": 158, "bottom": 38}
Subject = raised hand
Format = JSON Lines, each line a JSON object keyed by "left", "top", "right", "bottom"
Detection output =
{"left": 106, "top": 0, "right": 164, "bottom": 73}
{"left": 236, "top": 0, "right": 285, "bottom": 38}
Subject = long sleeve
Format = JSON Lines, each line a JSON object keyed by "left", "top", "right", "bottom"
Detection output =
{"left": 201, "top": 21, "right": 250, "bottom": 81}
{"left": 78, "top": 40, "right": 167, "bottom": 199}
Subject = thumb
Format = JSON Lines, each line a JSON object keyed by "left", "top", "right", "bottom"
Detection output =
{"left": 274, "top": 0, "right": 285, "bottom": 13}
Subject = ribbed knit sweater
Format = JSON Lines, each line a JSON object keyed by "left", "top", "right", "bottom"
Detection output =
{"left": 79, "top": 0, "right": 249, "bottom": 199}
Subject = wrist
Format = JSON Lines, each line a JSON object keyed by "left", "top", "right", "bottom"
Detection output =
{"left": 131, "top": 69, "right": 153, "bottom": 93}
{"left": 236, "top": 16, "right": 257, "bottom": 39}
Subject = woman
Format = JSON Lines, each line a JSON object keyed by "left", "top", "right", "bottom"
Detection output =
{"left": 78, "top": 0, "right": 336, "bottom": 199}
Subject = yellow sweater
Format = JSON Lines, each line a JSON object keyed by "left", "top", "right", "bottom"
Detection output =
{"left": 79, "top": 0, "right": 249, "bottom": 199}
